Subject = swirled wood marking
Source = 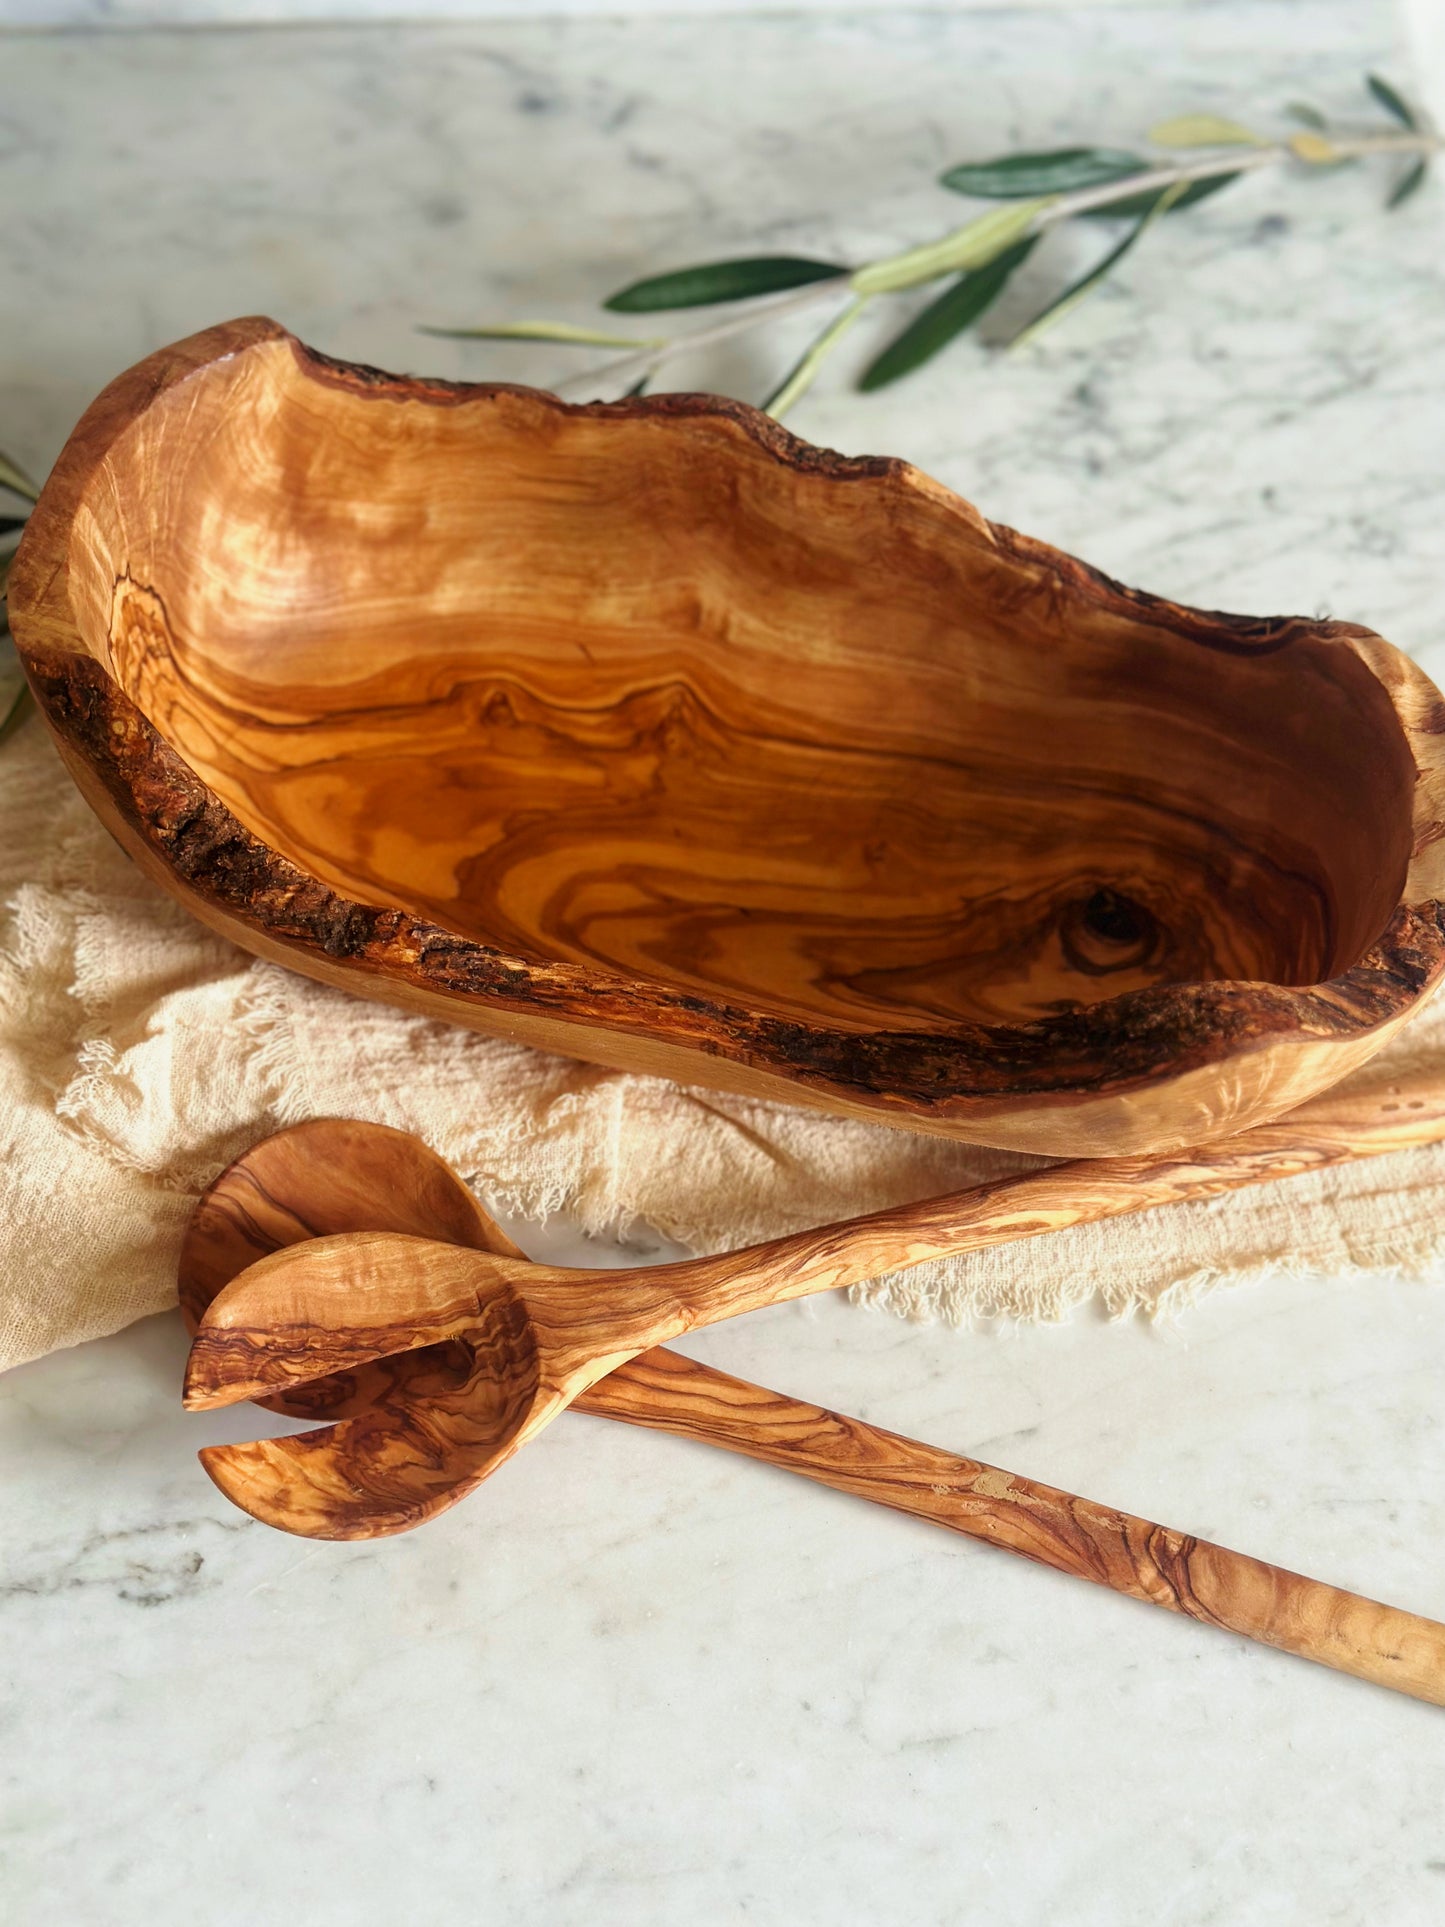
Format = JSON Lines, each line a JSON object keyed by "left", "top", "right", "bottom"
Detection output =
{"left": 180, "top": 1111, "right": 1445, "bottom": 1700}
{"left": 14, "top": 317, "right": 1445, "bottom": 1153}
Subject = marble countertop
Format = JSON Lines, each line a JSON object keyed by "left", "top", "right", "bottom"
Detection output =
{"left": 5, "top": 5, "right": 1445, "bottom": 1921}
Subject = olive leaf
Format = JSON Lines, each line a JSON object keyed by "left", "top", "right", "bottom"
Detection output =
{"left": 1079, "top": 172, "right": 1238, "bottom": 219}
{"left": 1290, "top": 131, "right": 1344, "bottom": 166}
{"left": 604, "top": 256, "right": 848, "bottom": 312}
{"left": 1368, "top": 72, "right": 1429, "bottom": 208}
{"left": 858, "top": 237, "right": 1037, "bottom": 391}
{"left": 1367, "top": 73, "right": 1417, "bottom": 131}
{"left": 0, "top": 684, "right": 32, "bottom": 744}
{"left": 853, "top": 199, "right": 1048, "bottom": 296}
{"left": 1149, "top": 113, "right": 1264, "bottom": 148}
{"left": 622, "top": 373, "right": 652, "bottom": 397}
{"left": 1286, "top": 102, "right": 1330, "bottom": 131}
{"left": 764, "top": 294, "right": 869, "bottom": 417}
{"left": 420, "top": 320, "right": 666, "bottom": 348}
{"left": 0, "top": 449, "right": 39, "bottom": 503}
{"left": 0, "top": 635, "right": 31, "bottom": 746}
{"left": 0, "top": 516, "right": 28, "bottom": 536}
{"left": 1008, "top": 183, "right": 1181, "bottom": 349}
{"left": 1388, "top": 158, "right": 1429, "bottom": 209}
{"left": 940, "top": 148, "right": 1144, "bottom": 199}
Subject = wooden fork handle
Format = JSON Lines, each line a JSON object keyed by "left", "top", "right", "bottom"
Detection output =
{"left": 575, "top": 1348, "right": 1445, "bottom": 1708}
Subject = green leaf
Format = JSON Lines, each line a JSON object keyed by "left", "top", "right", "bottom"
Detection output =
{"left": 0, "top": 634, "right": 30, "bottom": 748}
{"left": 1290, "top": 130, "right": 1344, "bottom": 166}
{"left": 0, "top": 516, "right": 28, "bottom": 536}
{"left": 858, "top": 238, "right": 1037, "bottom": 391}
{"left": 1149, "top": 113, "right": 1264, "bottom": 148}
{"left": 0, "top": 681, "right": 33, "bottom": 747}
{"left": 940, "top": 148, "right": 1144, "bottom": 199}
{"left": 1009, "top": 184, "right": 1178, "bottom": 350}
{"left": 1388, "top": 157, "right": 1429, "bottom": 209}
{"left": 764, "top": 294, "right": 869, "bottom": 418}
{"left": 1079, "top": 171, "right": 1238, "bottom": 219}
{"left": 1367, "top": 73, "right": 1417, "bottom": 131}
{"left": 0, "top": 449, "right": 39, "bottom": 503}
{"left": 1286, "top": 102, "right": 1330, "bottom": 131}
{"left": 604, "top": 256, "right": 848, "bottom": 312}
{"left": 622, "top": 373, "right": 652, "bottom": 398}
{"left": 419, "top": 319, "right": 667, "bottom": 348}
{"left": 852, "top": 199, "right": 1048, "bottom": 296}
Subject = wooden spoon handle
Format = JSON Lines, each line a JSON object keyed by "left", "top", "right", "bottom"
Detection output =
{"left": 576, "top": 1348, "right": 1445, "bottom": 1707}
{"left": 634, "top": 1063, "right": 1445, "bottom": 1337}
{"left": 185, "top": 1063, "right": 1445, "bottom": 1408}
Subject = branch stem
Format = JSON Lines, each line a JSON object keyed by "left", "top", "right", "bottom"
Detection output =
{"left": 550, "top": 279, "right": 850, "bottom": 400}
{"left": 546, "top": 127, "right": 1442, "bottom": 403}
{"left": 1035, "top": 129, "right": 1439, "bottom": 225}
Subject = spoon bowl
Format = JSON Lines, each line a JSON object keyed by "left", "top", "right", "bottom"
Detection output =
{"left": 179, "top": 1115, "right": 521, "bottom": 1421}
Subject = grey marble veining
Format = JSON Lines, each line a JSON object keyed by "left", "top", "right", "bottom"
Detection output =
{"left": 10, "top": 1279, "right": 1445, "bottom": 1926}
{"left": 4, "top": 6, "right": 1445, "bottom": 1922}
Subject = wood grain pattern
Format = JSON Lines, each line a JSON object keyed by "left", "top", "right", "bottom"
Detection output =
{"left": 598, "top": 1348, "right": 1445, "bottom": 1708}
{"left": 13, "top": 316, "right": 1445, "bottom": 1156}
{"left": 184, "top": 1063, "right": 1445, "bottom": 1538}
{"left": 177, "top": 1116, "right": 525, "bottom": 1422}
{"left": 180, "top": 1113, "right": 1445, "bottom": 1704}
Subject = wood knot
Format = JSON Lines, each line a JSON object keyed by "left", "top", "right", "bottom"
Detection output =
{"left": 1059, "top": 887, "right": 1162, "bottom": 977}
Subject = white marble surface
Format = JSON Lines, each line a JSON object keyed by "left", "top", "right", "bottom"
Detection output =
{"left": 0, "top": 0, "right": 1198, "bottom": 30}
{"left": 11, "top": 1278, "right": 1445, "bottom": 1925}
{"left": 5, "top": 5, "right": 1445, "bottom": 1921}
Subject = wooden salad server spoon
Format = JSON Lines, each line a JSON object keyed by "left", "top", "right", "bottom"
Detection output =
{"left": 185, "top": 1071, "right": 1445, "bottom": 1541}
{"left": 179, "top": 1115, "right": 1445, "bottom": 1705}
{"left": 183, "top": 1071, "right": 1445, "bottom": 1518}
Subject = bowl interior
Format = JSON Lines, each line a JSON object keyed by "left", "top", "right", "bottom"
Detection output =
{"left": 68, "top": 339, "right": 1415, "bottom": 1034}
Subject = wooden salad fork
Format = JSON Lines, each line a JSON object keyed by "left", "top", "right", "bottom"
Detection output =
{"left": 180, "top": 1103, "right": 1445, "bottom": 1703}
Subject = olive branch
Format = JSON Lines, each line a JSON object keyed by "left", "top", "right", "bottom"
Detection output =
{"left": 0, "top": 74, "right": 1437, "bottom": 747}
{"left": 424, "top": 73, "right": 1438, "bottom": 417}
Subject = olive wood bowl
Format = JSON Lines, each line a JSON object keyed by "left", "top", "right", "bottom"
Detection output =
{"left": 11, "top": 316, "right": 1445, "bottom": 1156}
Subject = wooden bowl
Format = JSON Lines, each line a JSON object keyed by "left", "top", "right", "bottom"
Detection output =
{"left": 12, "top": 317, "right": 1445, "bottom": 1156}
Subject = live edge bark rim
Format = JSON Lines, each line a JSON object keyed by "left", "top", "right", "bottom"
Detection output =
{"left": 10, "top": 316, "right": 1445, "bottom": 1156}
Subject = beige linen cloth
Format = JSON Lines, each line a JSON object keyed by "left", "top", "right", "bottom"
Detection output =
{"left": 5, "top": 716, "right": 1445, "bottom": 1374}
